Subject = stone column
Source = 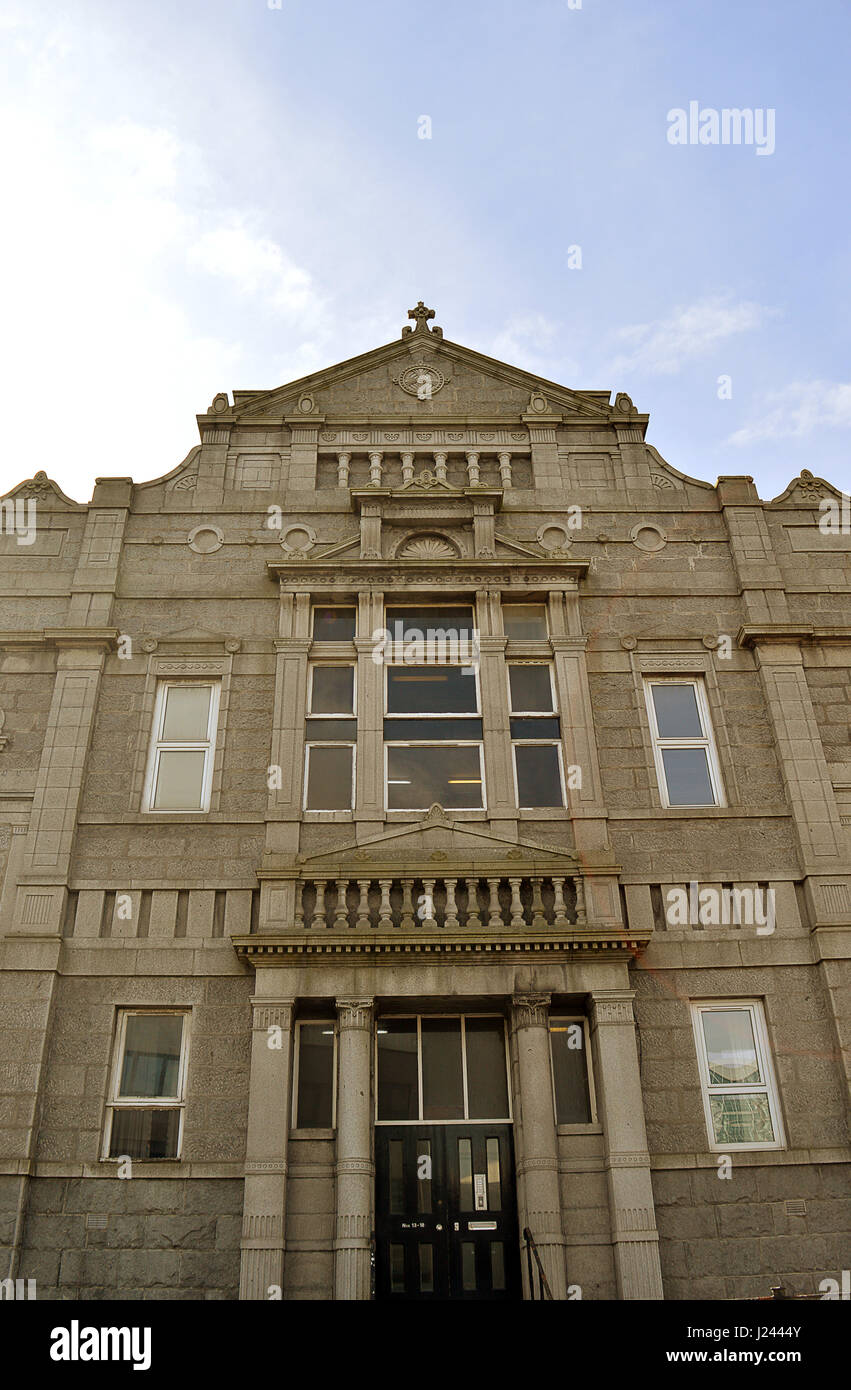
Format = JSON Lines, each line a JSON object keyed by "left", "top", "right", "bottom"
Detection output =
{"left": 239, "top": 997, "right": 295, "bottom": 1299}
{"left": 511, "top": 993, "right": 568, "bottom": 1299}
{"left": 590, "top": 990, "right": 664, "bottom": 1300}
{"left": 334, "top": 997, "right": 374, "bottom": 1299}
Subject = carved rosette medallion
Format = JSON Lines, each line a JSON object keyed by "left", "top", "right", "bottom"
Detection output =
{"left": 394, "top": 364, "right": 447, "bottom": 397}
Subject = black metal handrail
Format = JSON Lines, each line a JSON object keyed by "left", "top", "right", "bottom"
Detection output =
{"left": 523, "top": 1227, "right": 554, "bottom": 1301}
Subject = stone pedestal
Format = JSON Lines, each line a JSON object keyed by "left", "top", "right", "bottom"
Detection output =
{"left": 511, "top": 993, "right": 568, "bottom": 1299}
{"left": 334, "top": 997, "right": 374, "bottom": 1299}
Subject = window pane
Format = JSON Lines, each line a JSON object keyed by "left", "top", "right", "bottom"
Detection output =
{"left": 503, "top": 604, "right": 548, "bottom": 640}
{"left": 510, "top": 717, "right": 561, "bottom": 740}
{"left": 421, "top": 1018, "right": 464, "bottom": 1120}
{"left": 419, "top": 1244, "right": 434, "bottom": 1294}
{"left": 417, "top": 1139, "right": 432, "bottom": 1213}
{"left": 660, "top": 747, "right": 715, "bottom": 805}
{"left": 651, "top": 683, "right": 704, "bottom": 739}
{"left": 385, "top": 606, "right": 475, "bottom": 643}
{"left": 387, "top": 746, "right": 483, "bottom": 810}
{"left": 296, "top": 1024, "right": 335, "bottom": 1127}
{"left": 109, "top": 1108, "right": 180, "bottom": 1159}
{"left": 120, "top": 1015, "right": 183, "bottom": 1097}
{"left": 313, "top": 607, "right": 356, "bottom": 641}
{"left": 305, "top": 719, "right": 357, "bottom": 742}
{"left": 465, "top": 1018, "right": 509, "bottom": 1119}
{"left": 311, "top": 666, "right": 354, "bottom": 714}
{"left": 458, "top": 1138, "right": 473, "bottom": 1208}
{"left": 508, "top": 665, "right": 553, "bottom": 712}
{"left": 709, "top": 1092, "right": 775, "bottom": 1146}
{"left": 514, "top": 745, "right": 563, "bottom": 807}
{"left": 153, "top": 749, "right": 207, "bottom": 810}
{"left": 389, "top": 1140, "right": 405, "bottom": 1213}
{"left": 486, "top": 1137, "right": 502, "bottom": 1212}
{"left": 550, "top": 1022, "right": 592, "bottom": 1124}
{"left": 160, "top": 685, "right": 212, "bottom": 742}
{"left": 701, "top": 1010, "right": 762, "bottom": 1085}
{"left": 385, "top": 718, "right": 483, "bottom": 742}
{"left": 387, "top": 666, "right": 478, "bottom": 715}
{"left": 377, "top": 1019, "right": 418, "bottom": 1120}
{"left": 306, "top": 745, "right": 352, "bottom": 809}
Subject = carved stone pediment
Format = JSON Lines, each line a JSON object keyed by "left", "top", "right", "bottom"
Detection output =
{"left": 291, "top": 811, "right": 578, "bottom": 876}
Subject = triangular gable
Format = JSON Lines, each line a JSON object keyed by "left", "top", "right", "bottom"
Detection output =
{"left": 230, "top": 333, "right": 617, "bottom": 423}
{"left": 298, "top": 804, "right": 577, "bottom": 871}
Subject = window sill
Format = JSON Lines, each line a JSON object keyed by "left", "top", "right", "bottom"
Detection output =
{"left": 557, "top": 1123, "right": 603, "bottom": 1135}
{"left": 290, "top": 1128, "right": 335, "bottom": 1140}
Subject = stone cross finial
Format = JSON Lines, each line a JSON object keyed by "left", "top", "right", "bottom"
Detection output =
{"left": 402, "top": 301, "right": 441, "bottom": 337}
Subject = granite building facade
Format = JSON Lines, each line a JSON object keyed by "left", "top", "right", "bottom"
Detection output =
{"left": 0, "top": 303, "right": 849, "bottom": 1300}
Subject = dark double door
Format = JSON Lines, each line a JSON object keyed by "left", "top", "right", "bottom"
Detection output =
{"left": 375, "top": 1124, "right": 520, "bottom": 1300}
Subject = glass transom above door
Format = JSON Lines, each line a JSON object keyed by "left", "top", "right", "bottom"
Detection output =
{"left": 376, "top": 1015, "right": 511, "bottom": 1122}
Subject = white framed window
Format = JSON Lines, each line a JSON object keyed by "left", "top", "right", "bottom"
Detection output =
{"left": 304, "top": 742, "right": 356, "bottom": 811}
{"left": 508, "top": 661, "right": 564, "bottom": 807}
{"left": 549, "top": 1017, "right": 597, "bottom": 1125}
{"left": 512, "top": 743, "right": 565, "bottom": 808}
{"left": 385, "top": 742, "right": 485, "bottom": 811}
{"left": 507, "top": 661, "right": 555, "bottom": 715}
{"left": 293, "top": 1020, "right": 337, "bottom": 1129}
{"left": 143, "top": 682, "right": 220, "bottom": 812}
{"left": 691, "top": 1001, "right": 784, "bottom": 1151}
{"left": 308, "top": 663, "right": 356, "bottom": 716}
{"left": 644, "top": 677, "right": 724, "bottom": 808}
{"left": 103, "top": 1010, "right": 189, "bottom": 1160}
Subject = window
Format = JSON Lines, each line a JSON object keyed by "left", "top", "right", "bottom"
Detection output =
{"left": 549, "top": 1018, "right": 594, "bottom": 1124}
{"left": 304, "top": 662, "right": 356, "bottom": 809}
{"left": 376, "top": 1016, "right": 510, "bottom": 1123}
{"left": 503, "top": 603, "right": 548, "bottom": 641}
{"left": 304, "top": 744, "right": 355, "bottom": 810}
{"left": 312, "top": 606, "right": 356, "bottom": 642}
{"left": 644, "top": 678, "right": 724, "bottom": 807}
{"left": 309, "top": 664, "right": 355, "bottom": 715}
{"left": 508, "top": 662, "right": 564, "bottom": 808}
{"left": 383, "top": 605, "right": 484, "bottom": 811}
{"left": 105, "top": 1011, "right": 189, "bottom": 1159}
{"left": 143, "top": 683, "right": 219, "bottom": 812}
{"left": 294, "top": 1021, "right": 336, "bottom": 1128}
{"left": 691, "top": 1002, "right": 784, "bottom": 1150}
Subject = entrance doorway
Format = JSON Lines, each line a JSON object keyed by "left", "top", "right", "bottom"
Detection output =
{"left": 375, "top": 1124, "right": 520, "bottom": 1299}
{"left": 373, "top": 1014, "right": 520, "bottom": 1300}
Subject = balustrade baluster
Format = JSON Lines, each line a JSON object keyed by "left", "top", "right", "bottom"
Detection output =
{"left": 552, "top": 877, "right": 570, "bottom": 928}
{"left": 530, "top": 877, "right": 546, "bottom": 928}
{"left": 355, "top": 879, "right": 371, "bottom": 929}
{"left": 486, "top": 877, "right": 503, "bottom": 929}
{"left": 575, "top": 876, "right": 587, "bottom": 924}
{"left": 508, "top": 876, "right": 525, "bottom": 928}
{"left": 311, "top": 880, "right": 328, "bottom": 930}
{"left": 466, "top": 878, "right": 483, "bottom": 930}
{"left": 444, "top": 878, "right": 459, "bottom": 928}
{"left": 378, "top": 879, "right": 394, "bottom": 929}
{"left": 334, "top": 879, "right": 349, "bottom": 928}
{"left": 400, "top": 878, "right": 415, "bottom": 929}
{"left": 421, "top": 879, "right": 437, "bottom": 928}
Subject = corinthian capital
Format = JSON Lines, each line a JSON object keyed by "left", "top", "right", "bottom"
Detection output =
{"left": 511, "top": 992, "right": 551, "bottom": 1029}
{"left": 336, "top": 997, "right": 374, "bottom": 1030}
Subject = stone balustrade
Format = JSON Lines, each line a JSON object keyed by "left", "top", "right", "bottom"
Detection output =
{"left": 294, "top": 873, "right": 586, "bottom": 930}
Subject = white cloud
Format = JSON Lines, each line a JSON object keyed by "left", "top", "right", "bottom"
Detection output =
{"left": 727, "top": 381, "right": 851, "bottom": 445}
{"left": 488, "top": 314, "right": 579, "bottom": 382}
{"left": 609, "top": 295, "right": 771, "bottom": 375}
{"left": 0, "top": 17, "right": 330, "bottom": 498}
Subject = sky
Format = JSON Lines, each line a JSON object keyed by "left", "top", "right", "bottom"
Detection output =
{"left": 0, "top": 0, "right": 849, "bottom": 502}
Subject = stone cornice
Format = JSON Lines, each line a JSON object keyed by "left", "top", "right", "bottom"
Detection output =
{"left": 0, "top": 628, "right": 120, "bottom": 651}
{"left": 738, "top": 623, "right": 851, "bottom": 647}
{"left": 232, "top": 927, "right": 649, "bottom": 964}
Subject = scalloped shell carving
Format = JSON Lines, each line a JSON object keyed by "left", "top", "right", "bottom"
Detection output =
{"left": 398, "top": 535, "right": 458, "bottom": 559}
